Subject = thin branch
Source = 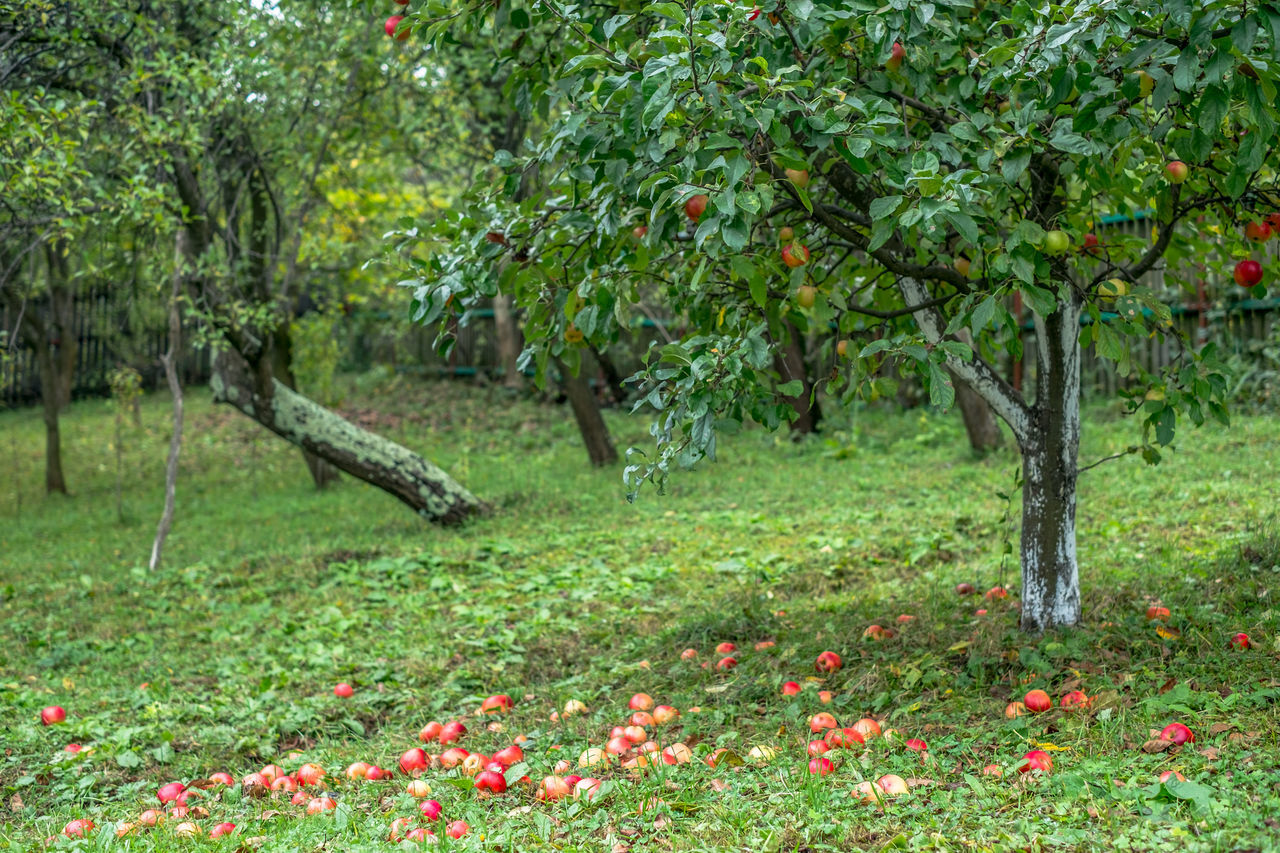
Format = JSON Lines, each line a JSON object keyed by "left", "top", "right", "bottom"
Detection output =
{"left": 1077, "top": 446, "right": 1139, "bottom": 474}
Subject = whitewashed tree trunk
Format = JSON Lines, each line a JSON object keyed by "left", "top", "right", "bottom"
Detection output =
{"left": 901, "top": 276, "right": 1083, "bottom": 631}
{"left": 1019, "top": 294, "right": 1083, "bottom": 631}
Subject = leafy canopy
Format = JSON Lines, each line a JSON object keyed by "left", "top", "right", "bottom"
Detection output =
{"left": 395, "top": 0, "right": 1279, "bottom": 489}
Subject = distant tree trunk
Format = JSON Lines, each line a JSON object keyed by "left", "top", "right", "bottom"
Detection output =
{"left": 35, "top": 343, "right": 67, "bottom": 494}
{"left": 151, "top": 234, "right": 185, "bottom": 571}
{"left": 210, "top": 347, "right": 485, "bottom": 523}
{"left": 492, "top": 293, "right": 523, "bottom": 390}
{"left": 950, "top": 370, "right": 1003, "bottom": 452}
{"left": 949, "top": 331, "right": 1001, "bottom": 452}
{"left": 774, "top": 323, "right": 820, "bottom": 435}
{"left": 589, "top": 343, "right": 625, "bottom": 405}
{"left": 555, "top": 357, "right": 617, "bottom": 466}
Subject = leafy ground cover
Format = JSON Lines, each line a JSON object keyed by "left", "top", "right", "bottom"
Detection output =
{"left": 1, "top": 377, "right": 1278, "bottom": 851}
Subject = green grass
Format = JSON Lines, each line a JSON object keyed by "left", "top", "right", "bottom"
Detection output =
{"left": 1, "top": 376, "right": 1278, "bottom": 851}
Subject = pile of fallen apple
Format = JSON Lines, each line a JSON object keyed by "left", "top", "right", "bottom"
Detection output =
{"left": 39, "top": 596, "right": 1252, "bottom": 844}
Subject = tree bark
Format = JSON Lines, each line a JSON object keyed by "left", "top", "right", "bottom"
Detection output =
{"left": 900, "top": 275, "right": 1083, "bottom": 632}
{"left": 151, "top": 233, "right": 185, "bottom": 571}
{"left": 555, "top": 357, "right": 618, "bottom": 466}
{"left": 492, "top": 293, "right": 523, "bottom": 390}
{"left": 1018, "top": 296, "right": 1083, "bottom": 632}
{"left": 951, "top": 369, "right": 1002, "bottom": 452}
{"left": 35, "top": 343, "right": 67, "bottom": 494}
{"left": 210, "top": 347, "right": 486, "bottom": 523}
{"left": 774, "top": 323, "right": 820, "bottom": 435}
{"left": 268, "top": 327, "right": 340, "bottom": 489}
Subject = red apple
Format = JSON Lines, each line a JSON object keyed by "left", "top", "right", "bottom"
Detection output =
{"left": 824, "top": 727, "right": 865, "bottom": 749}
{"left": 782, "top": 243, "right": 810, "bottom": 268}
{"left": 716, "top": 655, "right": 738, "bottom": 671}
{"left": 481, "top": 693, "right": 513, "bottom": 714}
{"left": 209, "top": 772, "right": 234, "bottom": 786}
{"left": 715, "top": 641, "right": 737, "bottom": 654}
{"left": 419, "top": 721, "right": 443, "bottom": 742}
{"left": 781, "top": 681, "right": 802, "bottom": 696}
{"left": 63, "top": 819, "right": 95, "bottom": 838}
{"left": 306, "top": 796, "right": 337, "bottom": 815}
{"left": 1246, "top": 221, "right": 1273, "bottom": 241}
{"left": 406, "top": 779, "right": 432, "bottom": 798}
{"left": 630, "top": 710, "right": 655, "bottom": 726}
{"left": 1146, "top": 605, "right": 1171, "bottom": 621}
{"left": 537, "top": 775, "right": 572, "bottom": 801}
{"left": 1164, "top": 160, "right": 1189, "bottom": 184}
{"left": 808, "top": 756, "right": 835, "bottom": 775}
{"left": 1234, "top": 259, "right": 1264, "bottom": 287}
{"left": 420, "top": 799, "right": 443, "bottom": 820}
{"left": 157, "top": 782, "right": 186, "bottom": 804}
{"left": 364, "top": 765, "right": 392, "bottom": 781}
{"left": 652, "top": 705, "right": 679, "bottom": 724}
{"left": 63, "top": 743, "right": 82, "bottom": 753}
{"left": 684, "top": 194, "right": 708, "bottom": 222}
{"left": 138, "top": 809, "right": 164, "bottom": 826}
{"left": 574, "top": 777, "right": 603, "bottom": 801}
{"left": 210, "top": 822, "right": 236, "bottom": 839}
{"left": 629, "top": 692, "right": 655, "bottom": 711}
{"left": 474, "top": 769, "right": 508, "bottom": 794}
{"left": 1023, "top": 689, "right": 1052, "bottom": 713}
{"left": 1228, "top": 632, "right": 1251, "bottom": 650}
{"left": 384, "top": 15, "right": 409, "bottom": 40}
{"left": 632, "top": 225, "right": 647, "bottom": 239}
{"left": 405, "top": 827, "right": 434, "bottom": 842}
{"left": 297, "top": 763, "right": 325, "bottom": 786}
{"left": 1060, "top": 690, "right": 1090, "bottom": 711}
{"left": 852, "top": 718, "right": 881, "bottom": 739}
{"left": 809, "top": 712, "right": 838, "bottom": 733}
{"left": 493, "top": 743, "right": 524, "bottom": 767}
{"left": 447, "top": 820, "right": 471, "bottom": 839}
{"left": 905, "top": 738, "right": 927, "bottom": 752}
{"left": 955, "top": 583, "right": 976, "bottom": 595}
{"left": 399, "top": 748, "right": 429, "bottom": 775}
{"left": 345, "top": 762, "right": 371, "bottom": 780}
{"left": 439, "top": 747, "right": 469, "bottom": 768}
{"left": 1160, "top": 723, "right": 1194, "bottom": 745}
{"left": 815, "top": 651, "right": 842, "bottom": 673}
{"left": 333, "top": 682, "right": 353, "bottom": 698}
{"left": 984, "top": 586, "right": 1008, "bottom": 601}
{"left": 807, "top": 739, "right": 831, "bottom": 757}
{"left": 680, "top": 648, "right": 698, "bottom": 660}
{"left": 886, "top": 41, "right": 906, "bottom": 72}
{"left": 1018, "top": 749, "right": 1053, "bottom": 774}
{"left": 1081, "top": 232, "right": 1101, "bottom": 254}
{"left": 862, "top": 624, "right": 887, "bottom": 641}
{"left": 439, "top": 720, "right": 467, "bottom": 744}
{"left": 40, "top": 706, "right": 66, "bottom": 726}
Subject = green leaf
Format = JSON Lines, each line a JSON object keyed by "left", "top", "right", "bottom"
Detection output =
{"left": 115, "top": 750, "right": 142, "bottom": 768}
{"left": 869, "top": 195, "right": 904, "bottom": 222}
{"left": 778, "top": 379, "right": 804, "bottom": 396}
{"left": 927, "top": 360, "right": 955, "bottom": 409}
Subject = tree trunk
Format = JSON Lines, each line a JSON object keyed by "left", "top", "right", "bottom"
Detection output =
{"left": 555, "top": 357, "right": 617, "bottom": 466}
{"left": 268, "top": 329, "right": 340, "bottom": 489}
{"left": 1018, "top": 296, "right": 1083, "bottom": 632}
{"left": 35, "top": 343, "right": 67, "bottom": 494}
{"left": 210, "top": 348, "right": 485, "bottom": 524}
{"left": 951, "top": 370, "right": 1002, "bottom": 452}
{"left": 151, "top": 234, "right": 185, "bottom": 571}
{"left": 492, "top": 293, "right": 523, "bottom": 390}
{"left": 774, "top": 323, "right": 820, "bottom": 435}
{"left": 589, "top": 343, "right": 626, "bottom": 405}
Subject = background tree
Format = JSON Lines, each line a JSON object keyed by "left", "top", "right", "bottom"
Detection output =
{"left": 395, "top": 0, "right": 1273, "bottom": 628}
{"left": 3, "top": 0, "right": 485, "bottom": 522}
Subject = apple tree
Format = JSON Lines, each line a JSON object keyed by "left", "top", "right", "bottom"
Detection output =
{"left": 392, "top": 0, "right": 1279, "bottom": 629}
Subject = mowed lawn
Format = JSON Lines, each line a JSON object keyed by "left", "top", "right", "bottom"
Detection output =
{"left": 1, "top": 378, "right": 1277, "bottom": 851}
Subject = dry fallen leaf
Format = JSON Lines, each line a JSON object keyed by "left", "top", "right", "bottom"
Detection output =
{"left": 1141, "top": 739, "right": 1174, "bottom": 754}
{"left": 905, "top": 778, "right": 937, "bottom": 788}
{"left": 1209, "top": 723, "right": 1234, "bottom": 735}
{"left": 8, "top": 794, "right": 23, "bottom": 811}
{"left": 1199, "top": 746, "right": 1221, "bottom": 760}
{"left": 653, "top": 815, "right": 671, "bottom": 831}
{"left": 612, "top": 844, "right": 631, "bottom": 853}
{"left": 709, "top": 779, "right": 731, "bottom": 792}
